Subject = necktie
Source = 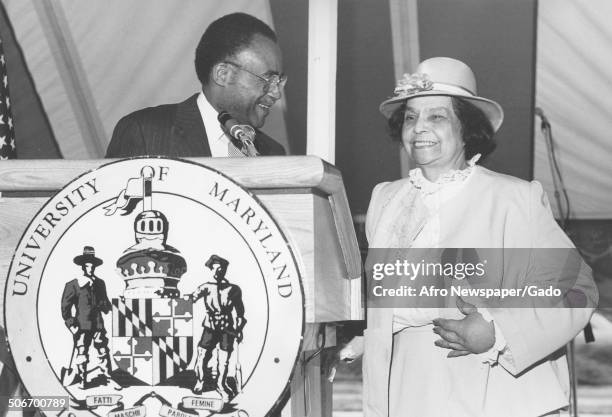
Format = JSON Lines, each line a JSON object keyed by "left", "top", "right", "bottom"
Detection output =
{"left": 227, "top": 137, "right": 259, "bottom": 157}
{"left": 227, "top": 140, "right": 246, "bottom": 157}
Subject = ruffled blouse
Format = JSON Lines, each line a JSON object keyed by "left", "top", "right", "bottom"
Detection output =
{"left": 393, "top": 156, "right": 478, "bottom": 330}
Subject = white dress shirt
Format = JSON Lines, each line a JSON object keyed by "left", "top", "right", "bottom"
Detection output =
{"left": 196, "top": 91, "right": 234, "bottom": 157}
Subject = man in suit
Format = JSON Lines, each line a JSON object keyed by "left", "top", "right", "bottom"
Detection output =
{"left": 61, "top": 246, "right": 113, "bottom": 389}
{"left": 106, "top": 12, "right": 286, "bottom": 158}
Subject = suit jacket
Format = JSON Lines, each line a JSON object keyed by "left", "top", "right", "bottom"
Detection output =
{"left": 363, "top": 166, "right": 597, "bottom": 417}
{"left": 106, "top": 94, "right": 286, "bottom": 158}
{"left": 61, "top": 277, "right": 111, "bottom": 331}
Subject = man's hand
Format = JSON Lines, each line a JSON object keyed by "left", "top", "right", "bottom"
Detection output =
{"left": 432, "top": 297, "right": 495, "bottom": 358}
{"left": 235, "top": 317, "right": 246, "bottom": 343}
{"left": 323, "top": 336, "right": 364, "bottom": 382}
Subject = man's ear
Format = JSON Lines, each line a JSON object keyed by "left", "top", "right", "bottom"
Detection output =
{"left": 211, "top": 62, "right": 232, "bottom": 87}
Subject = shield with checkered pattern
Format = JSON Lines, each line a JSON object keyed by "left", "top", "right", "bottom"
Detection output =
{"left": 112, "top": 298, "right": 193, "bottom": 385}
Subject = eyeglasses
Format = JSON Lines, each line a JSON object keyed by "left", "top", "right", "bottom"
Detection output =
{"left": 225, "top": 61, "right": 287, "bottom": 93}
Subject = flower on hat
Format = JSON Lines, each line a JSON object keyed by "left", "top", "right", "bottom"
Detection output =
{"left": 393, "top": 72, "right": 433, "bottom": 97}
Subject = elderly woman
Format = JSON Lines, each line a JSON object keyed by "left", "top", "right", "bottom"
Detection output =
{"left": 353, "top": 57, "right": 598, "bottom": 417}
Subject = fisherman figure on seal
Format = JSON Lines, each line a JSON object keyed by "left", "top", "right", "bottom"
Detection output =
{"left": 60, "top": 246, "right": 115, "bottom": 389}
{"left": 190, "top": 254, "right": 246, "bottom": 401}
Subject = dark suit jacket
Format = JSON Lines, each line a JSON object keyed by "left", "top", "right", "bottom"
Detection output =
{"left": 105, "top": 94, "right": 286, "bottom": 158}
{"left": 61, "top": 277, "right": 111, "bottom": 331}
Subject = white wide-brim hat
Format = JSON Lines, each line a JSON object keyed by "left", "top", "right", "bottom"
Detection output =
{"left": 379, "top": 57, "right": 504, "bottom": 132}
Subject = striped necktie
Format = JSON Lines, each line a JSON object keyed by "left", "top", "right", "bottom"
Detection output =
{"left": 227, "top": 140, "right": 246, "bottom": 157}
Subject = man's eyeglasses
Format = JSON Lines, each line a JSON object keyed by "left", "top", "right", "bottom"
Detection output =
{"left": 225, "top": 61, "right": 287, "bottom": 93}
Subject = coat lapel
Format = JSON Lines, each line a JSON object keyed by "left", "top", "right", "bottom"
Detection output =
{"left": 173, "top": 94, "right": 212, "bottom": 157}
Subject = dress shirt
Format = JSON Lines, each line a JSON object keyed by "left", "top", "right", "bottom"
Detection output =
{"left": 196, "top": 91, "right": 233, "bottom": 157}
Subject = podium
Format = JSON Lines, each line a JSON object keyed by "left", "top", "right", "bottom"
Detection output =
{"left": 0, "top": 156, "right": 362, "bottom": 417}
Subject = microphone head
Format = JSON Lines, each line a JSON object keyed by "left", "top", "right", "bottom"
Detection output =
{"left": 534, "top": 106, "right": 550, "bottom": 128}
{"left": 217, "top": 111, "right": 232, "bottom": 125}
{"left": 229, "top": 124, "right": 256, "bottom": 141}
{"left": 218, "top": 111, "right": 257, "bottom": 147}
{"left": 534, "top": 107, "right": 544, "bottom": 118}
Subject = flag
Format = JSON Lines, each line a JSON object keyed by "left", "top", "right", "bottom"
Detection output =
{"left": 0, "top": 35, "right": 16, "bottom": 160}
{"left": 0, "top": 28, "right": 21, "bottom": 417}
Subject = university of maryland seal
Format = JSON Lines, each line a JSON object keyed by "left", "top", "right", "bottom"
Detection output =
{"left": 4, "top": 158, "right": 304, "bottom": 417}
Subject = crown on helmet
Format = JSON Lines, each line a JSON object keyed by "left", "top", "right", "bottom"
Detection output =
{"left": 116, "top": 210, "right": 186, "bottom": 299}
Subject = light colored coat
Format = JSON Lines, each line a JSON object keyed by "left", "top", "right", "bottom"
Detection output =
{"left": 363, "top": 166, "right": 597, "bottom": 417}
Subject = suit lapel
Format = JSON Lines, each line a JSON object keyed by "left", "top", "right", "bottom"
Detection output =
{"left": 253, "top": 130, "right": 266, "bottom": 155}
{"left": 173, "top": 94, "right": 212, "bottom": 157}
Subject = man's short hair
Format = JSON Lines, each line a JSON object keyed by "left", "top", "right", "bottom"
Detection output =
{"left": 195, "top": 12, "right": 277, "bottom": 85}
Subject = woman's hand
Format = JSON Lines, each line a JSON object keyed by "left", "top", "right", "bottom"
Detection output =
{"left": 432, "top": 297, "right": 495, "bottom": 357}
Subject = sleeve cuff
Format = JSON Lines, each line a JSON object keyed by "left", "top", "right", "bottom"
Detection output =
{"left": 478, "top": 309, "right": 508, "bottom": 365}
{"left": 339, "top": 336, "right": 364, "bottom": 362}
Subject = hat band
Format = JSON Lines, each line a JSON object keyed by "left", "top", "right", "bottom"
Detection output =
{"left": 430, "top": 82, "right": 475, "bottom": 96}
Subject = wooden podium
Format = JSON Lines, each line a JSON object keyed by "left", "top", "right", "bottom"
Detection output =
{"left": 0, "top": 156, "right": 363, "bottom": 417}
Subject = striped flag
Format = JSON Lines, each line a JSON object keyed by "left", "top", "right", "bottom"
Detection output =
{"left": 0, "top": 35, "right": 16, "bottom": 160}
{"left": 0, "top": 31, "right": 25, "bottom": 417}
{"left": 1, "top": 17, "right": 30, "bottom": 417}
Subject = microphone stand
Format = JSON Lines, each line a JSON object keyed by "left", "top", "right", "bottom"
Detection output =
{"left": 539, "top": 114, "right": 570, "bottom": 228}
{"left": 537, "top": 108, "right": 595, "bottom": 417}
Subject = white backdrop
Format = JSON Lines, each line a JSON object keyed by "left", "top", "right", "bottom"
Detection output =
{"left": 535, "top": 0, "right": 612, "bottom": 219}
{"left": 4, "top": 0, "right": 288, "bottom": 158}
{"left": 6, "top": 0, "right": 612, "bottom": 218}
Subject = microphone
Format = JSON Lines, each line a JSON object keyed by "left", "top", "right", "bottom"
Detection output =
{"left": 217, "top": 111, "right": 258, "bottom": 155}
{"left": 534, "top": 107, "right": 550, "bottom": 129}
